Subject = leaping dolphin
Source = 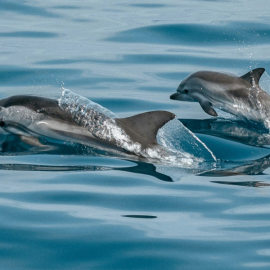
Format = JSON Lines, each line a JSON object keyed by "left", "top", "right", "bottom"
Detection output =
{"left": 0, "top": 94, "right": 175, "bottom": 158}
{"left": 170, "top": 68, "right": 270, "bottom": 127}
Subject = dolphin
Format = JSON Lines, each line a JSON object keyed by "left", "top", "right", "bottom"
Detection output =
{"left": 170, "top": 68, "right": 270, "bottom": 126}
{"left": 0, "top": 95, "right": 175, "bottom": 158}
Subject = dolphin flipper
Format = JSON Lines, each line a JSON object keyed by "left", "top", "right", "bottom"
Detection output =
{"left": 192, "top": 94, "right": 218, "bottom": 117}
{"left": 115, "top": 111, "right": 175, "bottom": 149}
{"left": 199, "top": 100, "right": 218, "bottom": 117}
{"left": 240, "top": 68, "right": 265, "bottom": 85}
{"left": 19, "top": 135, "right": 46, "bottom": 147}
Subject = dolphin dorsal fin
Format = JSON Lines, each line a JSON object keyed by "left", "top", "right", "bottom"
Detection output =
{"left": 240, "top": 68, "right": 265, "bottom": 85}
{"left": 115, "top": 111, "right": 175, "bottom": 149}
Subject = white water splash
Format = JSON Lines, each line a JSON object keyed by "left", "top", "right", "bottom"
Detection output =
{"left": 59, "top": 89, "right": 143, "bottom": 155}
{"left": 157, "top": 118, "right": 216, "bottom": 162}
{"left": 260, "top": 71, "right": 270, "bottom": 94}
{"left": 259, "top": 72, "right": 270, "bottom": 130}
{"left": 59, "top": 89, "right": 215, "bottom": 166}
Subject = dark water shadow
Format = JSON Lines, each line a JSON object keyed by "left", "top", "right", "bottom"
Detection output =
{"left": 0, "top": 162, "right": 173, "bottom": 182}
{"left": 117, "top": 161, "right": 173, "bottom": 182}
{"left": 0, "top": 133, "right": 173, "bottom": 182}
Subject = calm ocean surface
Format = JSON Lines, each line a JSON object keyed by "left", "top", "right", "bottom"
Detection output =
{"left": 1, "top": 0, "right": 270, "bottom": 269}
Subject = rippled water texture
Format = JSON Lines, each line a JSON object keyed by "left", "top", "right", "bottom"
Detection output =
{"left": 1, "top": 1, "right": 270, "bottom": 269}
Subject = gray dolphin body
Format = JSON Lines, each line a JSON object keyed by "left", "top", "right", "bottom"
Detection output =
{"left": 0, "top": 95, "right": 175, "bottom": 156}
{"left": 170, "top": 68, "right": 270, "bottom": 126}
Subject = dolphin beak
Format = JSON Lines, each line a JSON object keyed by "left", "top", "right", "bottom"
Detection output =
{"left": 170, "top": 92, "right": 197, "bottom": 102}
{"left": 170, "top": 93, "right": 180, "bottom": 100}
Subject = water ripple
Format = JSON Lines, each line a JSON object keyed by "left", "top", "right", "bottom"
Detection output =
{"left": 0, "top": 31, "right": 58, "bottom": 38}
{"left": 0, "top": 0, "right": 58, "bottom": 17}
{"left": 106, "top": 22, "right": 270, "bottom": 46}
{"left": 0, "top": 66, "right": 134, "bottom": 87}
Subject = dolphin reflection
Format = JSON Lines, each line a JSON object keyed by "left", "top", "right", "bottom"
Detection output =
{"left": 180, "top": 118, "right": 270, "bottom": 148}
{"left": 199, "top": 154, "right": 270, "bottom": 177}
{"left": 2, "top": 122, "right": 270, "bottom": 181}
{"left": 0, "top": 133, "right": 173, "bottom": 182}
{"left": 180, "top": 118, "right": 270, "bottom": 179}
{"left": 211, "top": 181, "right": 270, "bottom": 188}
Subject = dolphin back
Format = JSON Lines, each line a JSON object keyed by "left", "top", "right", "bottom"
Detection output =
{"left": 115, "top": 111, "right": 175, "bottom": 149}
{"left": 0, "top": 95, "right": 59, "bottom": 110}
{"left": 0, "top": 95, "right": 74, "bottom": 122}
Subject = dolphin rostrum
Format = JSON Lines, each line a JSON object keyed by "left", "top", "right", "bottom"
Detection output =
{"left": 170, "top": 68, "right": 270, "bottom": 127}
{"left": 0, "top": 94, "right": 175, "bottom": 158}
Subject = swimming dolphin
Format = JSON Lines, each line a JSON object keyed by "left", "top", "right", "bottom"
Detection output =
{"left": 170, "top": 68, "right": 270, "bottom": 126}
{"left": 0, "top": 95, "right": 175, "bottom": 158}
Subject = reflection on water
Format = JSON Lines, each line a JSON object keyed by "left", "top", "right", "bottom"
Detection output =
{"left": 2, "top": 122, "right": 270, "bottom": 181}
{"left": 0, "top": 163, "right": 111, "bottom": 172}
{"left": 180, "top": 118, "right": 270, "bottom": 177}
{"left": 211, "top": 181, "right": 270, "bottom": 188}
{"left": 0, "top": 161, "right": 174, "bottom": 182}
{"left": 200, "top": 155, "right": 270, "bottom": 177}
{"left": 180, "top": 118, "right": 270, "bottom": 148}
{"left": 0, "top": 133, "right": 174, "bottom": 181}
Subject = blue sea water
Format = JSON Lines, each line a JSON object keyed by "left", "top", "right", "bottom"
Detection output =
{"left": 1, "top": 0, "right": 270, "bottom": 269}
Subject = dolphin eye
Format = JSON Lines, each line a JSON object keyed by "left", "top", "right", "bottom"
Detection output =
{"left": 184, "top": 89, "right": 188, "bottom": 94}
